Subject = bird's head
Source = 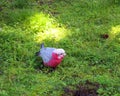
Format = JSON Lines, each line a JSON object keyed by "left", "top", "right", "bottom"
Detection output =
{"left": 53, "top": 49, "right": 66, "bottom": 59}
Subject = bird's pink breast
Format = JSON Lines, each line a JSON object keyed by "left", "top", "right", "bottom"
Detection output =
{"left": 44, "top": 53, "right": 63, "bottom": 68}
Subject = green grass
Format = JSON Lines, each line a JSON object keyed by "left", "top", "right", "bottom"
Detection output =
{"left": 0, "top": 0, "right": 120, "bottom": 96}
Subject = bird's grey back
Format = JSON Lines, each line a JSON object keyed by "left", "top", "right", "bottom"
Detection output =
{"left": 40, "top": 47, "right": 56, "bottom": 63}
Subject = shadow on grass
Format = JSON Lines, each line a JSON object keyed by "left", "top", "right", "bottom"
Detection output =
{"left": 62, "top": 80, "right": 100, "bottom": 96}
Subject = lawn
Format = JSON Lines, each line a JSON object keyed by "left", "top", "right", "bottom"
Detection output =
{"left": 0, "top": 0, "right": 120, "bottom": 96}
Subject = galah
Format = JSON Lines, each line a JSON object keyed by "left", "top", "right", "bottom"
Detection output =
{"left": 36, "top": 43, "right": 66, "bottom": 68}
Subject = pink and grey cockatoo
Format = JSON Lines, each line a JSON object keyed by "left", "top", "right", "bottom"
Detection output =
{"left": 36, "top": 43, "right": 66, "bottom": 68}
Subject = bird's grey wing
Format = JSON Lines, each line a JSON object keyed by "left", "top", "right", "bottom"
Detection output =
{"left": 40, "top": 47, "right": 56, "bottom": 63}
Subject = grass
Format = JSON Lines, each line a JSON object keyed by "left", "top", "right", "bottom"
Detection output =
{"left": 0, "top": 0, "right": 120, "bottom": 96}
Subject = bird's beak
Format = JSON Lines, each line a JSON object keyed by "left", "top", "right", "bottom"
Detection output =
{"left": 64, "top": 53, "right": 66, "bottom": 56}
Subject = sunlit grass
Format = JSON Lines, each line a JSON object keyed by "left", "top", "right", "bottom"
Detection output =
{"left": 110, "top": 25, "right": 120, "bottom": 39}
{"left": 35, "top": 27, "right": 68, "bottom": 42}
{"left": 27, "top": 12, "right": 68, "bottom": 42}
{"left": 28, "top": 13, "right": 53, "bottom": 32}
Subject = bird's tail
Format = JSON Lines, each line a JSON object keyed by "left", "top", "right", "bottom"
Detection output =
{"left": 35, "top": 43, "right": 44, "bottom": 56}
{"left": 41, "top": 43, "right": 44, "bottom": 48}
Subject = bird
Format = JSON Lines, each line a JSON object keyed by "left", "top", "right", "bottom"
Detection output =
{"left": 36, "top": 43, "right": 66, "bottom": 68}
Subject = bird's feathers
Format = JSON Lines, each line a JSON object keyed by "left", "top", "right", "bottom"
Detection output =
{"left": 40, "top": 47, "right": 56, "bottom": 63}
{"left": 41, "top": 43, "right": 44, "bottom": 48}
{"left": 37, "top": 43, "right": 66, "bottom": 68}
{"left": 53, "top": 49, "right": 66, "bottom": 55}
